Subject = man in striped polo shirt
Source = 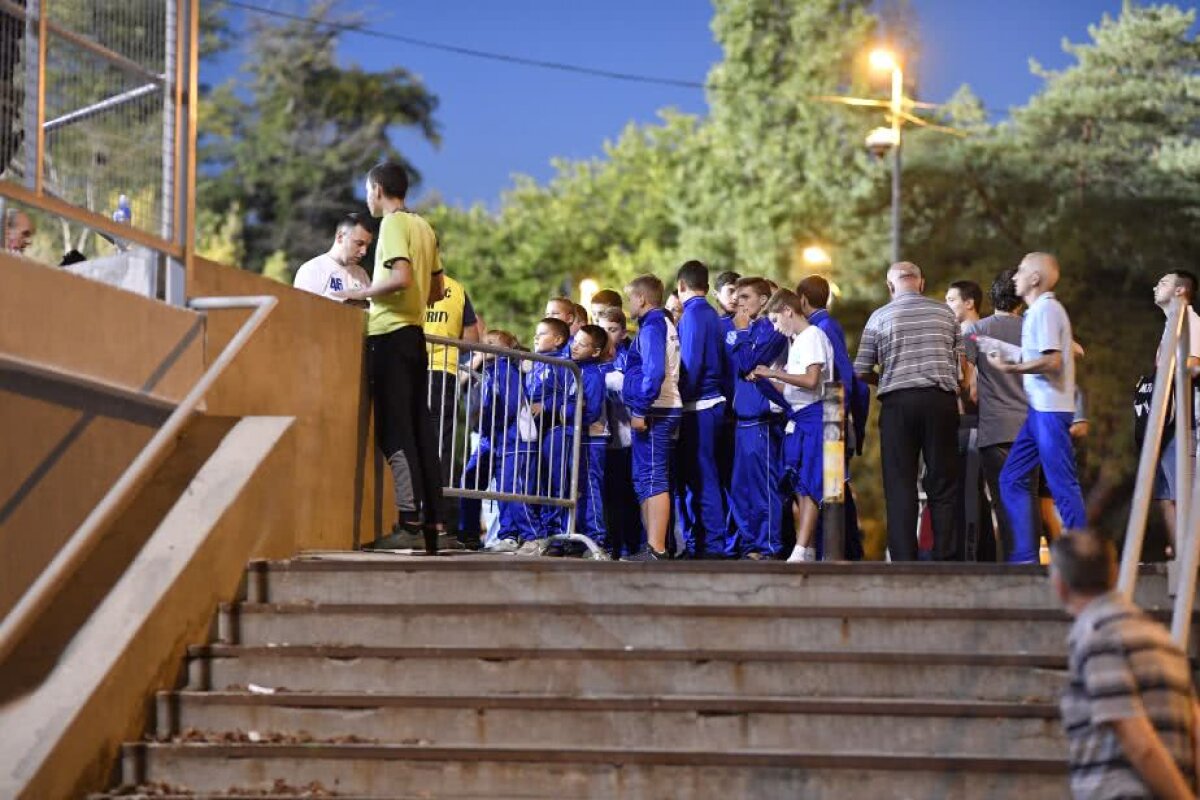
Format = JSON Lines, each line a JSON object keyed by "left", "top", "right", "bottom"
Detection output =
{"left": 1053, "top": 530, "right": 1198, "bottom": 799}
{"left": 854, "top": 262, "right": 963, "bottom": 561}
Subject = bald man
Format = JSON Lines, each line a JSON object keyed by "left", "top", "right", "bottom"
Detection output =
{"left": 854, "top": 262, "right": 965, "bottom": 561}
{"left": 6, "top": 209, "right": 34, "bottom": 254}
{"left": 988, "top": 253, "right": 1086, "bottom": 563}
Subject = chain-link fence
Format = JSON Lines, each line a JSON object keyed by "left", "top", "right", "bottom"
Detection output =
{"left": 0, "top": 0, "right": 195, "bottom": 301}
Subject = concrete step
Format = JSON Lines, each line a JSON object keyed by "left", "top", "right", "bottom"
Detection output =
{"left": 188, "top": 644, "right": 1067, "bottom": 703}
{"left": 217, "top": 601, "right": 1092, "bottom": 656}
{"left": 156, "top": 691, "right": 1064, "bottom": 759}
{"left": 115, "top": 742, "right": 1069, "bottom": 800}
{"left": 248, "top": 553, "right": 1174, "bottom": 610}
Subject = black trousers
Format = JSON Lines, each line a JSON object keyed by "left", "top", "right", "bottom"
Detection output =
{"left": 879, "top": 387, "right": 960, "bottom": 561}
{"left": 367, "top": 326, "right": 444, "bottom": 527}
{"left": 427, "top": 369, "right": 460, "bottom": 532}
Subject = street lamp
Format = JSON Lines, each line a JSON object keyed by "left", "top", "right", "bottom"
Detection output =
{"left": 801, "top": 244, "right": 832, "bottom": 268}
{"left": 869, "top": 49, "right": 903, "bottom": 264}
{"left": 578, "top": 278, "right": 600, "bottom": 309}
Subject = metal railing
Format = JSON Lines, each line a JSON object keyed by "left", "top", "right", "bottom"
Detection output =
{"left": 1118, "top": 296, "right": 1198, "bottom": 646}
{"left": 0, "top": 0, "right": 198, "bottom": 305}
{"left": 423, "top": 334, "right": 604, "bottom": 558}
{"left": 0, "top": 295, "right": 275, "bottom": 666}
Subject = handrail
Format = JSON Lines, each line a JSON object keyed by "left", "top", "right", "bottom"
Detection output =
{"left": 1119, "top": 297, "right": 1188, "bottom": 595}
{"left": 0, "top": 351, "right": 178, "bottom": 413}
{"left": 0, "top": 295, "right": 276, "bottom": 666}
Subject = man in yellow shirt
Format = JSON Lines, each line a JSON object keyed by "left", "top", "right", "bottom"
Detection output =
{"left": 337, "top": 161, "right": 450, "bottom": 553}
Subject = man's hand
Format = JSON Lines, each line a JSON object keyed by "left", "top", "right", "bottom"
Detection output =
{"left": 749, "top": 364, "right": 774, "bottom": 381}
{"left": 733, "top": 309, "right": 751, "bottom": 330}
{"left": 530, "top": 402, "right": 543, "bottom": 417}
{"left": 987, "top": 351, "right": 1015, "bottom": 373}
{"left": 630, "top": 416, "right": 648, "bottom": 432}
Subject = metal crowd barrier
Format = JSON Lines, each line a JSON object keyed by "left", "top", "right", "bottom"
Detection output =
{"left": 423, "top": 334, "right": 605, "bottom": 559}
{"left": 1119, "top": 296, "right": 1199, "bottom": 648}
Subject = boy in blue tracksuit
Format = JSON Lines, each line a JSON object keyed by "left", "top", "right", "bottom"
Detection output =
{"left": 673, "top": 260, "right": 729, "bottom": 558}
{"left": 519, "top": 317, "right": 573, "bottom": 555}
{"left": 726, "top": 277, "right": 789, "bottom": 559}
{"left": 458, "top": 330, "right": 533, "bottom": 553}
{"left": 622, "top": 274, "right": 682, "bottom": 561}
{"left": 597, "top": 306, "right": 645, "bottom": 557}
{"left": 569, "top": 324, "right": 611, "bottom": 550}
{"left": 756, "top": 290, "right": 835, "bottom": 562}
{"left": 798, "top": 275, "right": 868, "bottom": 560}
{"left": 713, "top": 270, "right": 742, "bottom": 555}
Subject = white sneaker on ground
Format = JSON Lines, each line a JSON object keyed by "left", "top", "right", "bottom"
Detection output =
{"left": 516, "top": 538, "right": 548, "bottom": 556}
{"left": 486, "top": 537, "right": 520, "bottom": 554}
{"left": 787, "top": 546, "right": 817, "bottom": 563}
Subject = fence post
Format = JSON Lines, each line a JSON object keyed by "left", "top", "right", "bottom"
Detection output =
{"left": 822, "top": 380, "right": 845, "bottom": 561}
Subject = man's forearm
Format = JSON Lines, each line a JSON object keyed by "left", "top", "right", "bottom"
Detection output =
{"left": 855, "top": 371, "right": 878, "bottom": 386}
{"left": 349, "top": 272, "right": 409, "bottom": 300}
{"left": 1114, "top": 717, "right": 1195, "bottom": 799}
{"left": 1009, "top": 351, "right": 1062, "bottom": 376}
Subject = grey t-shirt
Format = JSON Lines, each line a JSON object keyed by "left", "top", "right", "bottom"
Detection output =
{"left": 964, "top": 314, "right": 1028, "bottom": 448}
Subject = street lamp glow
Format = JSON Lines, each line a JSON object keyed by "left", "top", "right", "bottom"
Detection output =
{"left": 579, "top": 278, "right": 600, "bottom": 307}
{"left": 869, "top": 49, "right": 898, "bottom": 72}
{"left": 801, "top": 245, "right": 832, "bottom": 268}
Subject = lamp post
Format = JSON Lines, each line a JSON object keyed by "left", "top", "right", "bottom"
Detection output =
{"left": 869, "top": 49, "right": 903, "bottom": 264}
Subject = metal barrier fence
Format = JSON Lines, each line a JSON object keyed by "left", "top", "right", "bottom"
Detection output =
{"left": 423, "top": 334, "right": 606, "bottom": 558}
{"left": 0, "top": 0, "right": 197, "bottom": 304}
{"left": 1119, "top": 296, "right": 1199, "bottom": 648}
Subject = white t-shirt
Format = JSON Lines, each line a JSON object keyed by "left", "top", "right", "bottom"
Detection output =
{"left": 293, "top": 253, "right": 370, "bottom": 301}
{"left": 1021, "top": 292, "right": 1075, "bottom": 413}
{"left": 783, "top": 325, "right": 834, "bottom": 410}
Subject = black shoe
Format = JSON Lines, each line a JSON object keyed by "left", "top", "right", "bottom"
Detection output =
{"left": 363, "top": 523, "right": 425, "bottom": 551}
{"left": 458, "top": 531, "right": 484, "bottom": 551}
{"left": 621, "top": 546, "right": 666, "bottom": 562}
{"left": 435, "top": 531, "right": 465, "bottom": 553}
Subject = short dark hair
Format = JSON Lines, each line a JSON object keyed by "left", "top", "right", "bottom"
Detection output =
{"left": 597, "top": 306, "right": 626, "bottom": 327}
{"left": 990, "top": 270, "right": 1021, "bottom": 313}
{"left": 796, "top": 275, "right": 831, "bottom": 310}
{"left": 1049, "top": 530, "right": 1116, "bottom": 595}
{"left": 574, "top": 303, "right": 589, "bottom": 324}
{"left": 949, "top": 280, "right": 983, "bottom": 313}
{"left": 367, "top": 161, "right": 410, "bottom": 201}
{"left": 547, "top": 297, "right": 576, "bottom": 320}
{"left": 734, "top": 276, "right": 772, "bottom": 300}
{"left": 578, "top": 324, "right": 609, "bottom": 354}
{"left": 337, "top": 211, "right": 374, "bottom": 235}
{"left": 1172, "top": 271, "right": 1198, "bottom": 302}
{"left": 676, "top": 260, "right": 709, "bottom": 292}
{"left": 591, "top": 289, "right": 623, "bottom": 309}
{"left": 537, "top": 317, "right": 570, "bottom": 344}
{"left": 714, "top": 271, "right": 741, "bottom": 292}
{"left": 626, "top": 274, "right": 665, "bottom": 307}
{"left": 764, "top": 288, "right": 804, "bottom": 316}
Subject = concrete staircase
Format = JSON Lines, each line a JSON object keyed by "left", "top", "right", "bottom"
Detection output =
{"left": 96, "top": 556, "right": 1174, "bottom": 799}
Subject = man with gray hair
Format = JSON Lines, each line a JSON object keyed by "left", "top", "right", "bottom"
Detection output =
{"left": 5, "top": 208, "right": 33, "bottom": 254}
{"left": 854, "top": 261, "right": 963, "bottom": 561}
{"left": 1052, "top": 529, "right": 1198, "bottom": 799}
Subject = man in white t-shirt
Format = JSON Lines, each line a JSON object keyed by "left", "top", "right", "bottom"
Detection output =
{"left": 989, "top": 253, "right": 1086, "bottom": 563}
{"left": 293, "top": 212, "right": 374, "bottom": 305}
{"left": 1150, "top": 271, "right": 1200, "bottom": 555}
{"left": 754, "top": 289, "right": 834, "bottom": 562}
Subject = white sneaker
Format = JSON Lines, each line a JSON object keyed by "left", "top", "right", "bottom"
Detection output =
{"left": 516, "top": 538, "right": 548, "bottom": 556}
{"left": 787, "top": 546, "right": 816, "bottom": 563}
{"left": 486, "top": 537, "right": 520, "bottom": 554}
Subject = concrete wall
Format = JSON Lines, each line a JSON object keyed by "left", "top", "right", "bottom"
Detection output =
{"left": 189, "top": 257, "right": 382, "bottom": 551}
{"left": 0, "top": 255, "right": 204, "bottom": 617}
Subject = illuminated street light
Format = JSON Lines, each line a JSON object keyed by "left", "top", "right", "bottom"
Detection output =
{"left": 801, "top": 245, "right": 832, "bottom": 268}
{"left": 579, "top": 278, "right": 599, "bottom": 308}
{"left": 868, "top": 49, "right": 897, "bottom": 72}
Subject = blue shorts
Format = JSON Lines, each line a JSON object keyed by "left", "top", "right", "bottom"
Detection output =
{"left": 631, "top": 413, "right": 679, "bottom": 503}
{"left": 782, "top": 403, "right": 823, "bottom": 502}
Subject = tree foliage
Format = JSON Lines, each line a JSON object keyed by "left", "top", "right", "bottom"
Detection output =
{"left": 198, "top": 1, "right": 440, "bottom": 277}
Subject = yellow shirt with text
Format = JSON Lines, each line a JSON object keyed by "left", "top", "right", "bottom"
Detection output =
{"left": 367, "top": 210, "right": 441, "bottom": 336}
{"left": 425, "top": 274, "right": 468, "bottom": 373}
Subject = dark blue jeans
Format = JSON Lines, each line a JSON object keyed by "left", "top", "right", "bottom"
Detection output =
{"left": 1000, "top": 409, "right": 1086, "bottom": 563}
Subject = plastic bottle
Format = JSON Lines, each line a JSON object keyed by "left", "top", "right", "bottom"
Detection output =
{"left": 113, "top": 194, "right": 131, "bottom": 225}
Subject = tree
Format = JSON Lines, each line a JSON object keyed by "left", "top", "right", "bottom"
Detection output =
{"left": 199, "top": 1, "right": 440, "bottom": 275}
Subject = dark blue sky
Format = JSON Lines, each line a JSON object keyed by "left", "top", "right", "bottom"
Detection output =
{"left": 219, "top": 0, "right": 1159, "bottom": 207}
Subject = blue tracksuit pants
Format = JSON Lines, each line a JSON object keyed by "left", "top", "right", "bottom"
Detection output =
{"left": 498, "top": 445, "right": 540, "bottom": 542}
{"left": 575, "top": 438, "right": 608, "bottom": 546}
{"left": 730, "top": 417, "right": 785, "bottom": 557}
{"left": 1000, "top": 409, "right": 1086, "bottom": 563}
{"left": 536, "top": 425, "right": 570, "bottom": 537}
{"left": 676, "top": 403, "right": 730, "bottom": 558}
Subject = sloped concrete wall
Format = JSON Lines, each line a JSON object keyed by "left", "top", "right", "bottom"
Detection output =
{"left": 189, "top": 257, "right": 382, "bottom": 551}
{"left": 0, "top": 255, "right": 204, "bottom": 617}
